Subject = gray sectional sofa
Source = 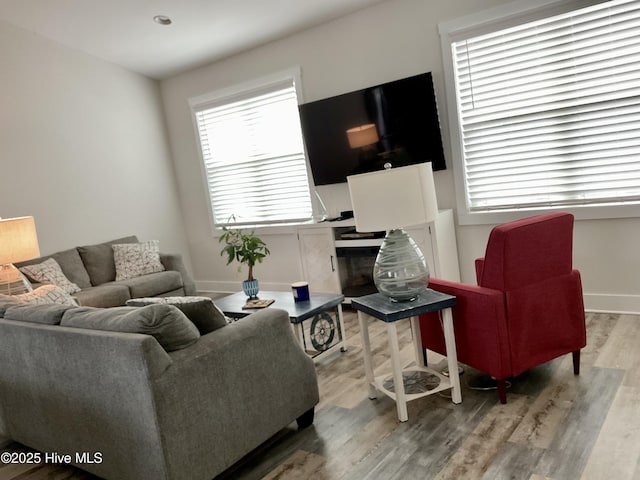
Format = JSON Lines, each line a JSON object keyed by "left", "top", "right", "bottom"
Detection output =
{"left": 16, "top": 235, "right": 196, "bottom": 307}
{"left": 0, "top": 301, "right": 319, "bottom": 480}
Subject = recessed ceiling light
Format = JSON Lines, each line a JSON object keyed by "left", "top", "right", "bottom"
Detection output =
{"left": 153, "top": 15, "right": 172, "bottom": 26}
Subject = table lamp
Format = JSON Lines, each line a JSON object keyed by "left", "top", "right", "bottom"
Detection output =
{"left": 0, "top": 216, "right": 40, "bottom": 295}
{"left": 346, "top": 124, "right": 379, "bottom": 148}
{"left": 347, "top": 163, "right": 438, "bottom": 302}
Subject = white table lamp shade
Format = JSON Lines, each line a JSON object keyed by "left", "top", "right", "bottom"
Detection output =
{"left": 347, "top": 163, "right": 439, "bottom": 302}
{"left": 347, "top": 163, "right": 439, "bottom": 233}
{"left": 346, "top": 124, "right": 379, "bottom": 149}
{"left": 0, "top": 216, "right": 40, "bottom": 265}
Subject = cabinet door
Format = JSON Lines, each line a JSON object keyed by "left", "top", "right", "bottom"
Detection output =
{"left": 406, "top": 210, "right": 460, "bottom": 282}
{"left": 298, "top": 228, "right": 341, "bottom": 294}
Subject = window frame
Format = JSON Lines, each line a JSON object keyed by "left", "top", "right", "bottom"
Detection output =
{"left": 189, "top": 67, "right": 316, "bottom": 231}
{"left": 439, "top": 0, "right": 640, "bottom": 225}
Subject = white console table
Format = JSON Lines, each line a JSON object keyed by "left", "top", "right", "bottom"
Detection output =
{"left": 296, "top": 209, "right": 460, "bottom": 298}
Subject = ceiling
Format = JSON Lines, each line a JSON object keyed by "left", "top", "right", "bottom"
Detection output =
{"left": 0, "top": 0, "right": 386, "bottom": 79}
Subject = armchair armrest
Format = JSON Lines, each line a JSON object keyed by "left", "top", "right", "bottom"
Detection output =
{"left": 421, "top": 278, "right": 511, "bottom": 379}
{"left": 475, "top": 257, "right": 485, "bottom": 284}
{"left": 160, "top": 253, "right": 196, "bottom": 295}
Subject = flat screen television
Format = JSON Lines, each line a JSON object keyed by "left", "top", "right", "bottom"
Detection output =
{"left": 299, "top": 72, "right": 446, "bottom": 186}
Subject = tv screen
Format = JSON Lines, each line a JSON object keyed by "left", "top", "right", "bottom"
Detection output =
{"left": 299, "top": 72, "right": 446, "bottom": 186}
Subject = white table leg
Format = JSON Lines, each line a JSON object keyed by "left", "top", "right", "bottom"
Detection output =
{"left": 410, "top": 316, "right": 426, "bottom": 368}
{"left": 336, "top": 303, "right": 347, "bottom": 352}
{"left": 293, "top": 322, "right": 306, "bottom": 351}
{"left": 387, "top": 322, "right": 408, "bottom": 422}
{"left": 442, "top": 308, "right": 462, "bottom": 404}
{"left": 357, "top": 312, "right": 377, "bottom": 399}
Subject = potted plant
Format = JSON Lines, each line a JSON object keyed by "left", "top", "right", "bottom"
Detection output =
{"left": 219, "top": 223, "right": 270, "bottom": 298}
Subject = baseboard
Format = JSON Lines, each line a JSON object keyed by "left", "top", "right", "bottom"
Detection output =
{"left": 584, "top": 293, "right": 640, "bottom": 315}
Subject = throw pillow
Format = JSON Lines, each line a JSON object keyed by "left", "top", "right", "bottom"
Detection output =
{"left": 19, "top": 258, "right": 81, "bottom": 294}
{"left": 113, "top": 240, "right": 165, "bottom": 281}
{"left": 3, "top": 303, "right": 76, "bottom": 325}
{"left": 78, "top": 235, "right": 138, "bottom": 286}
{"left": 60, "top": 304, "right": 200, "bottom": 352}
{"left": 0, "top": 284, "right": 78, "bottom": 307}
{"left": 126, "top": 296, "right": 228, "bottom": 334}
{"left": 16, "top": 248, "right": 92, "bottom": 289}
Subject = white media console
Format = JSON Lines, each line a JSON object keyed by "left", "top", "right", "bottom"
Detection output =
{"left": 296, "top": 209, "right": 460, "bottom": 300}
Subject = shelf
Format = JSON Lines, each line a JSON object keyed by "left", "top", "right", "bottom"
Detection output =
{"left": 372, "top": 366, "right": 453, "bottom": 402}
{"left": 334, "top": 239, "right": 383, "bottom": 248}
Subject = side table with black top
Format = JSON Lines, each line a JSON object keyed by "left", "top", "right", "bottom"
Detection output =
{"left": 351, "top": 290, "right": 461, "bottom": 422}
{"left": 215, "top": 291, "right": 347, "bottom": 362}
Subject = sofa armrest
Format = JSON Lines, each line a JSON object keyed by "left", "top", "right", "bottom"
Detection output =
{"left": 0, "top": 320, "right": 174, "bottom": 479}
{"left": 164, "top": 308, "right": 318, "bottom": 402}
{"left": 153, "top": 308, "right": 319, "bottom": 479}
{"left": 159, "top": 253, "right": 196, "bottom": 295}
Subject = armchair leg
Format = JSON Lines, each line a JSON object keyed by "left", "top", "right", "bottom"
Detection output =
{"left": 497, "top": 379, "right": 508, "bottom": 404}
{"left": 572, "top": 350, "right": 581, "bottom": 375}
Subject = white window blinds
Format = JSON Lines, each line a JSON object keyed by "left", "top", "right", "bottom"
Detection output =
{"left": 193, "top": 76, "right": 313, "bottom": 227}
{"left": 451, "top": 0, "right": 640, "bottom": 212}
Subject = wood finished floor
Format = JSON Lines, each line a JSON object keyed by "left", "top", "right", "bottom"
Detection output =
{"left": 1, "top": 309, "right": 638, "bottom": 480}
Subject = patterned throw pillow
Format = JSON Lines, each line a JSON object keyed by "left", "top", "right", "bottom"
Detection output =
{"left": 19, "top": 258, "right": 81, "bottom": 294}
{"left": 0, "top": 284, "right": 79, "bottom": 307}
{"left": 112, "top": 240, "right": 165, "bottom": 281}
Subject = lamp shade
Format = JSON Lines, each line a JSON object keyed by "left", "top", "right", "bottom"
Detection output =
{"left": 0, "top": 216, "right": 40, "bottom": 264}
{"left": 347, "top": 163, "right": 439, "bottom": 233}
{"left": 346, "top": 124, "right": 379, "bottom": 148}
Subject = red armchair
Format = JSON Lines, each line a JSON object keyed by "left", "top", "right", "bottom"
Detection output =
{"left": 419, "top": 212, "right": 586, "bottom": 403}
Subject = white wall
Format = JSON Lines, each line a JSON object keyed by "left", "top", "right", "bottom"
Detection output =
{"left": 160, "top": 0, "right": 507, "bottom": 292}
{"left": 160, "top": 0, "right": 640, "bottom": 312}
{"left": 0, "top": 21, "right": 190, "bottom": 263}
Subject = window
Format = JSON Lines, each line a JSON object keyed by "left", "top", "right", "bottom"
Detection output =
{"left": 441, "top": 0, "right": 640, "bottom": 222}
{"left": 191, "top": 70, "right": 313, "bottom": 228}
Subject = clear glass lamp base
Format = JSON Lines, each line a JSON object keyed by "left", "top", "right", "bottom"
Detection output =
{"left": 373, "top": 228, "right": 429, "bottom": 302}
{"left": 0, "top": 264, "right": 32, "bottom": 295}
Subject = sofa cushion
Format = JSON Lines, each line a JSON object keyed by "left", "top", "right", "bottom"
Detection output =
{"left": 73, "top": 284, "right": 132, "bottom": 308}
{"left": 116, "top": 271, "right": 183, "bottom": 299}
{"left": 78, "top": 235, "right": 138, "bottom": 286}
{"left": 126, "top": 296, "right": 228, "bottom": 334}
{"left": 113, "top": 240, "right": 165, "bottom": 281}
{"left": 0, "top": 285, "right": 78, "bottom": 307}
{"left": 0, "top": 297, "right": 23, "bottom": 316}
{"left": 16, "top": 248, "right": 92, "bottom": 289}
{"left": 60, "top": 304, "right": 200, "bottom": 351}
{"left": 3, "top": 303, "right": 75, "bottom": 325}
{"left": 19, "top": 258, "right": 82, "bottom": 294}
